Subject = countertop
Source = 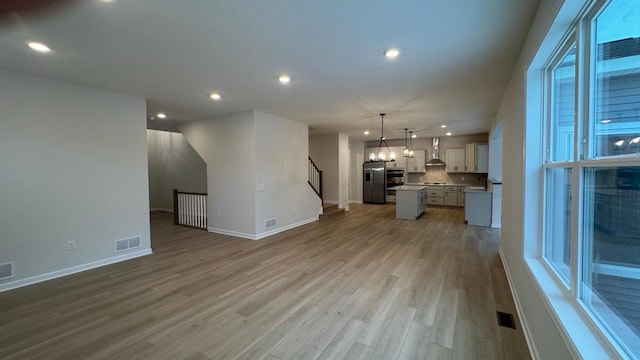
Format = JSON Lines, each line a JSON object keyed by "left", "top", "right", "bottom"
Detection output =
{"left": 388, "top": 185, "right": 427, "bottom": 191}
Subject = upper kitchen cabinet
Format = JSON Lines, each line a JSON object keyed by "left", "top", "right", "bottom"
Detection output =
{"left": 465, "top": 143, "right": 489, "bottom": 173}
{"left": 445, "top": 148, "right": 465, "bottom": 173}
{"left": 406, "top": 149, "right": 426, "bottom": 173}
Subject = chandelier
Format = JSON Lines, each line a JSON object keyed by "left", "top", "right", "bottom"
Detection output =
{"left": 369, "top": 113, "right": 395, "bottom": 162}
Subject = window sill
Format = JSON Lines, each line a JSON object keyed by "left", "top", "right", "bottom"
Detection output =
{"left": 523, "top": 257, "right": 621, "bottom": 359}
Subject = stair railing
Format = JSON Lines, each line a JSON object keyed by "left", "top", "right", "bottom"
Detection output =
{"left": 173, "top": 189, "right": 207, "bottom": 230}
{"left": 308, "top": 157, "right": 323, "bottom": 203}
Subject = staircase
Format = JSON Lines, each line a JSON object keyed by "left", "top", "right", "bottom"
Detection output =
{"left": 319, "top": 204, "right": 345, "bottom": 219}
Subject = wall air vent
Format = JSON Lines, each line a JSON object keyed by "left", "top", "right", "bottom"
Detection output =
{"left": 0, "top": 262, "right": 15, "bottom": 281}
{"left": 114, "top": 236, "right": 142, "bottom": 253}
{"left": 264, "top": 218, "right": 277, "bottom": 229}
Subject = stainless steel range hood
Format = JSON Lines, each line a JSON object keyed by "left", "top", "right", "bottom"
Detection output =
{"left": 426, "top": 137, "right": 446, "bottom": 166}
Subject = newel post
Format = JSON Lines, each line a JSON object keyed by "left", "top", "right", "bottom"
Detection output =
{"left": 173, "top": 189, "right": 179, "bottom": 225}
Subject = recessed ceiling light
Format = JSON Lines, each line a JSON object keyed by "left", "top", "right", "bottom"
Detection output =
{"left": 631, "top": 137, "right": 640, "bottom": 144}
{"left": 384, "top": 48, "right": 400, "bottom": 58}
{"left": 27, "top": 41, "right": 51, "bottom": 53}
{"left": 440, "top": 125, "right": 447, "bottom": 128}
{"left": 411, "top": 134, "right": 417, "bottom": 138}
{"left": 156, "top": 113, "right": 167, "bottom": 119}
{"left": 279, "top": 75, "right": 290, "bottom": 84}
{"left": 364, "top": 130, "right": 370, "bottom": 135}
{"left": 614, "top": 140, "right": 625, "bottom": 147}
{"left": 100, "top": 0, "right": 114, "bottom": 2}
{"left": 446, "top": 132, "right": 452, "bottom": 136}
{"left": 210, "top": 92, "right": 221, "bottom": 100}
{"left": 601, "top": 119, "right": 611, "bottom": 124}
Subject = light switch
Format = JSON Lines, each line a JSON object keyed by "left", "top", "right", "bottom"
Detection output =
{"left": 257, "top": 183, "right": 265, "bottom": 191}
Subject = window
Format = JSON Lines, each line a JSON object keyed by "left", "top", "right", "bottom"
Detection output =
{"left": 541, "top": 0, "right": 640, "bottom": 357}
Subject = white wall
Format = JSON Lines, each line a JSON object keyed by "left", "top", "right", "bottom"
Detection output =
{"left": 147, "top": 130, "right": 207, "bottom": 211}
{"left": 0, "top": 69, "right": 151, "bottom": 291}
{"left": 254, "top": 112, "right": 322, "bottom": 236}
{"left": 488, "top": 121, "right": 503, "bottom": 182}
{"left": 309, "top": 134, "right": 339, "bottom": 204}
{"left": 179, "top": 112, "right": 257, "bottom": 237}
{"left": 497, "top": 0, "right": 578, "bottom": 358}
{"left": 338, "top": 133, "right": 350, "bottom": 210}
{"left": 179, "top": 111, "right": 321, "bottom": 239}
{"left": 349, "top": 140, "right": 364, "bottom": 203}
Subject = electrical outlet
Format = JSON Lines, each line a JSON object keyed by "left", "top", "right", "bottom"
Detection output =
{"left": 67, "top": 240, "right": 76, "bottom": 250}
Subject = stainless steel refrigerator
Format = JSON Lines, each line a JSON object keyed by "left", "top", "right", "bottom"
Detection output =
{"left": 363, "top": 162, "right": 386, "bottom": 204}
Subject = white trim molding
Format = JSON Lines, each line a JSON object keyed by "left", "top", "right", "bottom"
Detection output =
{"left": 499, "top": 248, "right": 540, "bottom": 360}
{"left": 209, "top": 217, "right": 318, "bottom": 241}
{"left": 0, "top": 249, "right": 153, "bottom": 293}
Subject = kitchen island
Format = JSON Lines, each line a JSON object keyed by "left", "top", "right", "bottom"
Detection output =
{"left": 388, "top": 185, "right": 427, "bottom": 219}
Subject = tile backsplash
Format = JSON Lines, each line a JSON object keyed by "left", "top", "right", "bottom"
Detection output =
{"left": 406, "top": 167, "right": 487, "bottom": 187}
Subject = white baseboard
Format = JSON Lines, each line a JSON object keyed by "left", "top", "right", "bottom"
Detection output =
{"left": 491, "top": 222, "right": 502, "bottom": 229}
{"left": 256, "top": 217, "right": 318, "bottom": 240}
{"left": 150, "top": 207, "right": 173, "bottom": 212}
{"left": 0, "top": 248, "right": 153, "bottom": 293}
{"left": 209, "top": 217, "right": 318, "bottom": 241}
{"left": 499, "top": 248, "right": 540, "bottom": 360}
{"left": 349, "top": 200, "right": 363, "bottom": 204}
{"left": 208, "top": 227, "right": 256, "bottom": 240}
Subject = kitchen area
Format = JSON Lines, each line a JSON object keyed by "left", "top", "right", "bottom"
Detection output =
{"left": 362, "top": 133, "right": 499, "bottom": 227}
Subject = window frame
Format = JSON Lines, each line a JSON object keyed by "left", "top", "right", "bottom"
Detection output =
{"left": 536, "top": 0, "right": 640, "bottom": 358}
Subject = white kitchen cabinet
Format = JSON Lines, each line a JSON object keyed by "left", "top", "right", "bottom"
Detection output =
{"left": 457, "top": 187, "right": 465, "bottom": 207}
{"left": 464, "top": 189, "right": 492, "bottom": 226}
{"left": 406, "top": 149, "right": 426, "bottom": 173}
{"left": 444, "top": 186, "right": 459, "bottom": 206}
{"left": 393, "top": 186, "right": 427, "bottom": 219}
{"left": 445, "top": 149, "right": 465, "bottom": 173}
{"left": 426, "top": 185, "right": 444, "bottom": 205}
{"left": 465, "top": 143, "right": 489, "bottom": 173}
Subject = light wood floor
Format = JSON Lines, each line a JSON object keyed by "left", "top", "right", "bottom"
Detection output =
{"left": 0, "top": 204, "right": 530, "bottom": 360}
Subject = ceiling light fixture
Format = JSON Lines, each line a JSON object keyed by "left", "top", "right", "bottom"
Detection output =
{"left": 364, "top": 130, "right": 370, "bottom": 135}
{"left": 27, "top": 42, "right": 51, "bottom": 53}
{"left": 440, "top": 125, "right": 447, "bottom": 128}
{"left": 210, "top": 92, "right": 221, "bottom": 100}
{"left": 408, "top": 131, "right": 415, "bottom": 158}
{"left": 614, "top": 140, "right": 625, "bottom": 147}
{"left": 384, "top": 48, "right": 400, "bottom": 58}
{"left": 411, "top": 134, "right": 417, "bottom": 138}
{"left": 279, "top": 75, "right": 290, "bottom": 84}
{"left": 446, "top": 132, "right": 452, "bottom": 136}
{"left": 631, "top": 137, "right": 640, "bottom": 144}
{"left": 601, "top": 119, "right": 611, "bottom": 124}
{"left": 403, "top": 129, "right": 410, "bottom": 158}
{"left": 368, "top": 113, "right": 395, "bottom": 162}
{"left": 156, "top": 113, "right": 167, "bottom": 119}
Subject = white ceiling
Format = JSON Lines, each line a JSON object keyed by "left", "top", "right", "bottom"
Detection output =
{"left": 0, "top": 0, "right": 539, "bottom": 140}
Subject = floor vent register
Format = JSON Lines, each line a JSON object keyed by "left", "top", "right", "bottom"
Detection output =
{"left": 496, "top": 311, "right": 517, "bottom": 329}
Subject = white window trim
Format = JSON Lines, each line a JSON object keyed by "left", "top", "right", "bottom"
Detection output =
{"left": 524, "top": 0, "right": 640, "bottom": 359}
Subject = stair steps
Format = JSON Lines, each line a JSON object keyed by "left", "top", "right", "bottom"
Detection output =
{"left": 319, "top": 204, "right": 345, "bottom": 219}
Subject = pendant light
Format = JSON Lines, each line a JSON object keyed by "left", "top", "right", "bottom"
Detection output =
{"left": 403, "top": 129, "right": 410, "bottom": 157}
{"left": 408, "top": 131, "right": 415, "bottom": 158}
{"left": 369, "top": 113, "right": 395, "bottom": 162}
